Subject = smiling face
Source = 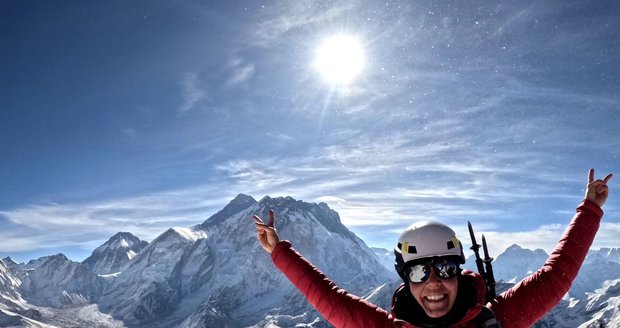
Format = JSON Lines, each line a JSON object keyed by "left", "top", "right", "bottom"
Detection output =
{"left": 409, "top": 267, "right": 458, "bottom": 318}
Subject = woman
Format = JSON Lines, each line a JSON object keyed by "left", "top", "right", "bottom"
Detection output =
{"left": 253, "top": 169, "right": 612, "bottom": 328}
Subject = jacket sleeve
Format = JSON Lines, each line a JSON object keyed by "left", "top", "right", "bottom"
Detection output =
{"left": 271, "top": 240, "right": 397, "bottom": 328}
{"left": 489, "top": 199, "right": 604, "bottom": 328}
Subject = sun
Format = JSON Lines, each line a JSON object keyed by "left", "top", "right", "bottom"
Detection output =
{"left": 314, "top": 34, "right": 365, "bottom": 85}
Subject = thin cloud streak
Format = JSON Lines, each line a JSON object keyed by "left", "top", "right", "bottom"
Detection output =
{"left": 0, "top": 186, "right": 239, "bottom": 255}
{"left": 226, "top": 63, "right": 255, "bottom": 86}
{"left": 180, "top": 72, "right": 209, "bottom": 112}
{"left": 248, "top": 3, "right": 354, "bottom": 47}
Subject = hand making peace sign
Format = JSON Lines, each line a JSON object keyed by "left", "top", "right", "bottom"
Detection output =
{"left": 253, "top": 209, "right": 280, "bottom": 253}
{"left": 585, "top": 168, "right": 613, "bottom": 208}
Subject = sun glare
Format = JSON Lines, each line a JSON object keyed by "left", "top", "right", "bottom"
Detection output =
{"left": 314, "top": 35, "right": 364, "bottom": 85}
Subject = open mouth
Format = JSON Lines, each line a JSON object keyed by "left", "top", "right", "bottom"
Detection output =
{"left": 424, "top": 294, "right": 446, "bottom": 302}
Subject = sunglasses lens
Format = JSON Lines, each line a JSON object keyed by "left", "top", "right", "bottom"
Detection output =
{"left": 435, "top": 259, "right": 458, "bottom": 279}
{"left": 407, "top": 258, "right": 459, "bottom": 283}
{"left": 407, "top": 264, "right": 431, "bottom": 283}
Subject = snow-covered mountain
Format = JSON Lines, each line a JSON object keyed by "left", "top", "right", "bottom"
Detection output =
{"left": 569, "top": 248, "right": 620, "bottom": 299}
{"left": 0, "top": 258, "right": 26, "bottom": 310}
{"left": 483, "top": 245, "right": 620, "bottom": 299}
{"left": 371, "top": 247, "right": 396, "bottom": 273}
{"left": 97, "top": 227, "right": 212, "bottom": 327}
{"left": 1, "top": 194, "right": 618, "bottom": 327}
{"left": 83, "top": 232, "right": 148, "bottom": 275}
{"left": 473, "top": 245, "right": 620, "bottom": 327}
{"left": 586, "top": 247, "right": 620, "bottom": 264}
{"left": 168, "top": 195, "right": 395, "bottom": 328}
{"left": 0, "top": 259, "right": 54, "bottom": 328}
{"left": 0, "top": 194, "right": 392, "bottom": 327}
{"left": 464, "top": 244, "right": 549, "bottom": 284}
{"left": 20, "top": 253, "right": 105, "bottom": 308}
{"left": 534, "top": 278, "right": 620, "bottom": 328}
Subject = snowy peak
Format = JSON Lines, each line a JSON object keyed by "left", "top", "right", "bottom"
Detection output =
{"left": 2, "top": 256, "right": 18, "bottom": 266}
{"left": 20, "top": 253, "right": 104, "bottom": 308}
{"left": 99, "top": 232, "right": 148, "bottom": 253}
{"left": 95, "top": 226, "right": 209, "bottom": 326}
{"left": 82, "top": 232, "right": 148, "bottom": 275}
{"left": 1, "top": 256, "right": 24, "bottom": 280}
{"left": 485, "top": 244, "right": 548, "bottom": 283}
{"left": 503, "top": 244, "right": 547, "bottom": 255}
{"left": 504, "top": 244, "right": 523, "bottom": 252}
{"left": 24, "top": 256, "right": 54, "bottom": 271}
{"left": 119, "top": 227, "right": 205, "bottom": 269}
{"left": 248, "top": 196, "right": 392, "bottom": 287}
{"left": 253, "top": 195, "right": 359, "bottom": 243}
{"left": 229, "top": 193, "right": 257, "bottom": 206}
{"left": 43, "top": 253, "right": 70, "bottom": 266}
{"left": 198, "top": 193, "right": 257, "bottom": 229}
{"left": 0, "top": 259, "right": 26, "bottom": 310}
{"left": 152, "top": 227, "right": 206, "bottom": 245}
{"left": 184, "top": 194, "right": 395, "bottom": 326}
{"left": 586, "top": 247, "right": 620, "bottom": 264}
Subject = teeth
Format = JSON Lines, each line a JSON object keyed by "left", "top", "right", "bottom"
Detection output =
{"left": 425, "top": 294, "right": 445, "bottom": 301}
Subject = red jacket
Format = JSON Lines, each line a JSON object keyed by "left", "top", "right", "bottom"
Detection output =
{"left": 271, "top": 200, "right": 603, "bottom": 328}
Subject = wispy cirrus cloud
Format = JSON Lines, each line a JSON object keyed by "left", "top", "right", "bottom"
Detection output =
{"left": 180, "top": 72, "right": 209, "bottom": 112}
{"left": 0, "top": 186, "right": 240, "bottom": 258}
{"left": 248, "top": 2, "right": 354, "bottom": 47}
{"left": 216, "top": 159, "right": 298, "bottom": 190}
{"left": 226, "top": 61, "right": 255, "bottom": 86}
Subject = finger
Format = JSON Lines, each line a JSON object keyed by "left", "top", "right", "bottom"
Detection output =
{"left": 268, "top": 209, "right": 276, "bottom": 228}
{"left": 597, "top": 185, "right": 608, "bottom": 194}
{"left": 588, "top": 168, "right": 594, "bottom": 184}
{"left": 603, "top": 173, "right": 613, "bottom": 183}
{"left": 252, "top": 215, "right": 264, "bottom": 224}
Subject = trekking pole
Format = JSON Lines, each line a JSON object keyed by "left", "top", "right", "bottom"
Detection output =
{"left": 467, "top": 221, "right": 486, "bottom": 278}
{"left": 482, "top": 234, "right": 497, "bottom": 300}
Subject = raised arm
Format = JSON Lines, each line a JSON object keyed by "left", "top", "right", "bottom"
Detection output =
{"left": 490, "top": 168, "right": 613, "bottom": 328}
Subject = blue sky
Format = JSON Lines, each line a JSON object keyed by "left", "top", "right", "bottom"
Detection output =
{"left": 1, "top": 0, "right": 619, "bottom": 262}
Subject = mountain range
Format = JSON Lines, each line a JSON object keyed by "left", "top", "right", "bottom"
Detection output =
{"left": 1, "top": 194, "right": 618, "bottom": 327}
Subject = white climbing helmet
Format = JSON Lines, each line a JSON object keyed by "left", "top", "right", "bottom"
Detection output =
{"left": 394, "top": 221, "right": 465, "bottom": 281}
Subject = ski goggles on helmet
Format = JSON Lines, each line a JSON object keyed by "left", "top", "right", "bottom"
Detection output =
{"left": 405, "top": 257, "right": 459, "bottom": 283}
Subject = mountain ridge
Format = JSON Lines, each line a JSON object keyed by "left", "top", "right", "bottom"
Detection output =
{"left": 0, "top": 195, "right": 618, "bottom": 327}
